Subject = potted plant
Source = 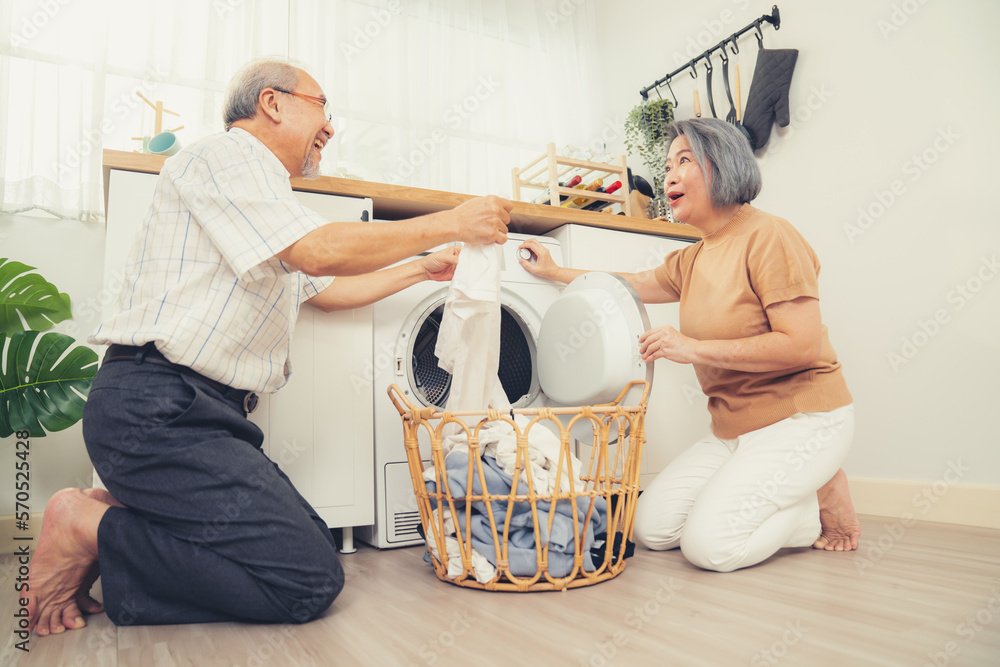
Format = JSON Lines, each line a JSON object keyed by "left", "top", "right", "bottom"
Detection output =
{"left": 0, "top": 258, "right": 98, "bottom": 438}
{"left": 624, "top": 98, "right": 674, "bottom": 213}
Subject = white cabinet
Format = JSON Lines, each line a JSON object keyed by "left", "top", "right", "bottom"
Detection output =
{"left": 254, "top": 191, "right": 374, "bottom": 552}
{"left": 545, "top": 224, "right": 708, "bottom": 486}
{"left": 102, "top": 170, "right": 159, "bottom": 309}
{"left": 102, "top": 170, "right": 374, "bottom": 549}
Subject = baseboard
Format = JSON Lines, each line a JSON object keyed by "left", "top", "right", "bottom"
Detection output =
{"left": 1, "top": 513, "right": 43, "bottom": 553}
{"left": 851, "top": 478, "right": 1000, "bottom": 530}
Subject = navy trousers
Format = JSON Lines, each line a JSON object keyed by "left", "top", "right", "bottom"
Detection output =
{"left": 82, "top": 358, "right": 344, "bottom": 626}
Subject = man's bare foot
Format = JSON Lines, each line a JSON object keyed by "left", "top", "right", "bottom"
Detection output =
{"left": 83, "top": 487, "right": 125, "bottom": 508}
{"left": 813, "top": 469, "right": 861, "bottom": 551}
{"left": 28, "top": 488, "right": 112, "bottom": 636}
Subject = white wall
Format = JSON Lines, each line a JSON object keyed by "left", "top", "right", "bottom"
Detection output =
{"left": 0, "top": 213, "right": 108, "bottom": 515}
{"left": 593, "top": 0, "right": 1000, "bottom": 486}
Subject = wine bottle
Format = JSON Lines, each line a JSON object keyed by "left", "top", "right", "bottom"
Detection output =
{"left": 560, "top": 182, "right": 588, "bottom": 203}
{"left": 573, "top": 182, "right": 609, "bottom": 209}
{"left": 562, "top": 178, "right": 604, "bottom": 208}
{"left": 532, "top": 175, "right": 582, "bottom": 204}
{"left": 582, "top": 181, "right": 623, "bottom": 211}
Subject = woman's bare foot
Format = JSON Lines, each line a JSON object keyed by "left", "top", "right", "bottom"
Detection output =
{"left": 28, "top": 488, "right": 112, "bottom": 636}
{"left": 813, "top": 469, "right": 861, "bottom": 551}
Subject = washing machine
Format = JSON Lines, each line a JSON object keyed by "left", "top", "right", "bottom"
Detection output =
{"left": 358, "top": 233, "right": 652, "bottom": 548}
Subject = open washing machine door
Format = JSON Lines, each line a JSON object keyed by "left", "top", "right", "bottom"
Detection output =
{"left": 537, "top": 272, "right": 652, "bottom": 406}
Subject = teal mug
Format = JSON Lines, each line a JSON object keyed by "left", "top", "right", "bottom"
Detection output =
{"left": 148, "top": 131, "right": 181, "bottom": 156}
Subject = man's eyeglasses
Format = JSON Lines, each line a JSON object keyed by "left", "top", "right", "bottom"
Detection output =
{"left": 273, "top": 88, "right": 332, "bottom": 122}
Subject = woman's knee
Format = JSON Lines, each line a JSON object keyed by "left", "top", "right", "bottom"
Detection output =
{"left": 633, "top": 496, "right": 683, "bottom": 551}
{"left": 679, "top": 522, "right": 742, "bottom": 573}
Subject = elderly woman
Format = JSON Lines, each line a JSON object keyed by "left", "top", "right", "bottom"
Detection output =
{"left": 518, "top": 118, "right": 859, "bottom": 573}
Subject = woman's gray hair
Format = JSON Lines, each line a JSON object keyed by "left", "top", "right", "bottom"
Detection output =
{"left": 663, "top": 118, "right": 761, "bottom": 207}
{"left": 222, "top": 58, "right": 302, "bottom": 130}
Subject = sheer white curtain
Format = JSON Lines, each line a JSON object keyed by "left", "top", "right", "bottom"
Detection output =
{"left": 293, "top": 0, "right": 606, "bottom": 198}
{"left": 0, "top": 0, "right": 289, "bottom": 222}
{"left": 0, "top": 0, "right": 603, "bottom": 221}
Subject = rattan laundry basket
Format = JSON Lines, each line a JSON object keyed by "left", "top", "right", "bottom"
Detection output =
{"left": 387, "top": 381, "right": 649, "bottom": 592}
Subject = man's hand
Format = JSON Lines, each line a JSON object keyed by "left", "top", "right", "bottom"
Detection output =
{"left": 451, "top": 195, "right": 512, "bottom": 245}
{"left": 421, "top": 246, "right": 461, "bottom": 282}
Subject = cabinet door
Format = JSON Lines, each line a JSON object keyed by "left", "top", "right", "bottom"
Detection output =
{"left": 546, "top": 224, "right": 707, "bottom": 487}
{"left": 263, "top": 191, "right": 374, "bottom": 528}
{"left": 103, "top": 170, "right": 159, "bottom": 320}
{"left": 265, "top": 302, "right": 374, "bottom": 528}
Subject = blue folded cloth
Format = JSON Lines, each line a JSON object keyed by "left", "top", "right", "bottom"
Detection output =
{"left": 426, "top": 450, "right": 607, "bottom": 578}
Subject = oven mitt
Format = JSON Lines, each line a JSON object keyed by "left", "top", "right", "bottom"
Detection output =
{"left": 741, "top": 48, "right": 798, "bottom": 151}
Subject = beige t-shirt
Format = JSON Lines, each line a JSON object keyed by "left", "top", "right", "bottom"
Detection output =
{"left": 654, "top": 204, "right": 852, "bottom": 438}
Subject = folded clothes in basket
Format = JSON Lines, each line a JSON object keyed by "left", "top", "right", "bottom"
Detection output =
{"left": 426, "top": 448, "right": 607, "bottom": 579}
{"left": 436, "top": 416, "right": 584, "bottom": 495}
{"left": 426, "top": 508, "right": 499, "bottom": 583}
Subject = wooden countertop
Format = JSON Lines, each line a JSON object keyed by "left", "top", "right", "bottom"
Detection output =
{"left": 103, "top": 149, "right": 700, "bottom": 240}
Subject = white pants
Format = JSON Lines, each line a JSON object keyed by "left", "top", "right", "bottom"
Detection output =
{"left": 633, "top": 404, "right": 855, "bottom": 572}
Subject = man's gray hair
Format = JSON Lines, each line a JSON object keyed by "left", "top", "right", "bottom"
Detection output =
{"left": 663, "top": 118, "right": 761, "bottom": 207}
{"left": 222, "top": 58, "right": 303, "bottom": 130}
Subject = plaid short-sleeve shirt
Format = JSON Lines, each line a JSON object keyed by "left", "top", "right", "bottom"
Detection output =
{"left": 91, "top": 128, "right": 334, "bottom": 393}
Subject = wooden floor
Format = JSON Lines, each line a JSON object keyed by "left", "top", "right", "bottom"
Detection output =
{"left": 3, "top": 515, "right": 999, "bottom": 666}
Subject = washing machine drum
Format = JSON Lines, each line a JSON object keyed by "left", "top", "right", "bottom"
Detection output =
{"left": 410, "top": 305, "right": 535, "bottom": 408}
{"left": 537, "top": 272, "right": 652, "bottom": 406}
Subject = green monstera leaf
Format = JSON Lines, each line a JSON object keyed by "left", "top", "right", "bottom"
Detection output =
{"left": 0, "top": 258, "right": 73, "bottom": 334}
{"left": 0, "top": 330, "right": 98, "bottom": 437}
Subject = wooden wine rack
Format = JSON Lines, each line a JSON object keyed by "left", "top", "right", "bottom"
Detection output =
{"left": 511, "top": 143, "right": 632, "bottom": 218}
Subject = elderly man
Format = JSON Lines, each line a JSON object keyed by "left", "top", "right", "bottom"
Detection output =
{"left": 28, "top": 58, "right": 511, "bottom": 635}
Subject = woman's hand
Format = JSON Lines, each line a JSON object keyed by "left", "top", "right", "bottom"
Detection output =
{"left": 639, "top": 298, "right": 824, "bottom": 371}
{"left": 517, "top": 238, "right": 562, "bottom": 281}
{"left": 421, "top": 245, "right": 461, "bottom": 282}
{"left": 639, "top": 325, "right": 701, "bottom": 364}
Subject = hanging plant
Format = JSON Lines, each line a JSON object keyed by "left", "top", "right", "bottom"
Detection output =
{"left": 0, "top": 258, "right": 98, "bottom": 437}
{"left": 624, "top": 98, "right": 674, "bottom": 199}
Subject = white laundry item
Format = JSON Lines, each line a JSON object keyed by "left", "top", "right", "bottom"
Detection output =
{"left": 434, "top": 242, "right": 505, "bottom": 416}
{"left": 422, "top": 422, "right": 582, "bottom": 495}
{"left": 482, "top": 415, "right": 584, "bottom": 495}
{"left": 426, "top": 508, "right": 497, "bottom": 583}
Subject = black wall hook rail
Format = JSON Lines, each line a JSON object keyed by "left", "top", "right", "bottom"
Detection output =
{"left": 639, "top": 5, "right": 780, "bottom": 100}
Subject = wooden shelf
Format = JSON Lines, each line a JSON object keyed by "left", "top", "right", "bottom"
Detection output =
{"left": 102, "top": 149, "right": 700, "bottom": 241}
{"left": 513, "top": 143, "right": 632, "bottom": 217}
